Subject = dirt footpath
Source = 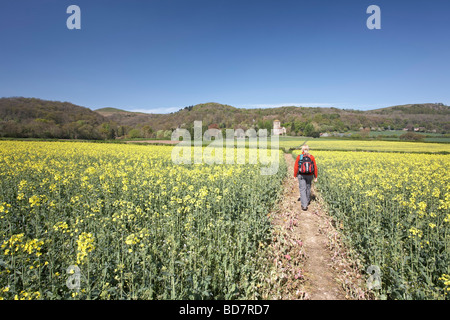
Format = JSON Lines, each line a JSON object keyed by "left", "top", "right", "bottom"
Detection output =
{"left": 268, "top": 153, "right": 368, "bottom": 300}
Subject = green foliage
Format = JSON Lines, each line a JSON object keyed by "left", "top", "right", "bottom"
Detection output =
{"left": 1, "top": 98, "right": 449, "bottom": 140}
{"left": 163, "top": 130, "right": 172, "bottom": 139}
{"left": 94, "top": 107, "right": 127, "bottom": 113}
{"left": 303, "top": 123, "right": 320, "bottom": 138}
{"left": 400, "top": 132, "right": 425, "bottom": 141}
{"left": 156, "top": 130, "right": 165, "bottom": 139}
{"left": 127, "top": 128, "right": 142, "bottom": 139}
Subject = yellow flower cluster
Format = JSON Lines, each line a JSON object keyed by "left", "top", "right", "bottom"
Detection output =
{"left": 1, "top": 233, "right": 44, "bottom": 257}
{"left": 408, "top": 227, "right": 423, "bottom": 238}
{"left": 440, "top": 274, "right": 450, "bottom": 294}
{"left": 1, "top": 233, "right": 25, "bottom": 255}
{"left": 124, "top": 228, "right": 150, "bottom": 252}
{"left": 13, "top": 291, "right": 41, "bottom": 300}
{"left": 125, "top": 234, "right": 139, "bottom": 246}
{"left": 76, "top": 232, "right": 95, "bottom": 264}
{"left": 0, "top": 202, "right": 11, "bottom": 214}
{"left": 53, "top": 221, "right": 70, "bottom": 233}
{"left": 22, "top": 238, "right": 44, "bottom": 256}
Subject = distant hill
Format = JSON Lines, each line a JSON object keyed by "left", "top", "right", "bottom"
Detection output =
{"left": 96, "top": 101, "right": 449, "bottom": 135}
{"left": 1, "top": 97, "right": 104, "bottom": 124}
{"left": 95, "top": 106, "right": 164, "bottom": 129}
{"left": 95, "top": 107, "right": 129, "bottom": 113}
{"left": 368, "top": 103, "right": 450, "bottom": 115}
{"left": 1, "top": 97, "right": 449, "bottom": 139}
{"left": 0, "top": 97, "right": 107, "bottom": 139}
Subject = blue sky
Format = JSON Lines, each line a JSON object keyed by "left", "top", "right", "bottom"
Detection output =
{"left": 0, "top": 0, "right": 449, "bottom": 113}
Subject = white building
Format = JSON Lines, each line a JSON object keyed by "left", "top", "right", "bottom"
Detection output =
{"left": 272, "top": 120, "right": 286, "bottom": 135}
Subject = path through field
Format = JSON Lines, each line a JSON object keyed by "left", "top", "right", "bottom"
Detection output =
{"left": 271, "top": 153, "right": 356, "bottom": 300}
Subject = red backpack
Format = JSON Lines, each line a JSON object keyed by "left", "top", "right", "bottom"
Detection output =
{"left": 298, "top": 154, "right": 314, "bottom": 174}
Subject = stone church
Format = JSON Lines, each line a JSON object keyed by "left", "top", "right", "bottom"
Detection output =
{"left": 272, "top": 120, "right": 286, "bottom": 135}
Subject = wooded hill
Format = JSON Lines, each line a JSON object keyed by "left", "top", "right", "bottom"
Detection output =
{"left": 1, "top": 97, "right": 449, "bottom": 139}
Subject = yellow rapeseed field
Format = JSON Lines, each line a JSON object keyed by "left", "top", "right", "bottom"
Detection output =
{"left": 2, "top": 139, "right": 449, "bottom": 300}
{"left": 285, "top": 139, "right": 450, "bottom": 153}
{"left": 0, "top": 141, "right": 286, "bottom": 299}
{"left": 293, "top": 149, "right": 450, "bottom": 299}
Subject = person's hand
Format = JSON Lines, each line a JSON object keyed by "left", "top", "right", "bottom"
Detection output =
{"left": 314, "top": 178, "right": 317, "bottom": 183}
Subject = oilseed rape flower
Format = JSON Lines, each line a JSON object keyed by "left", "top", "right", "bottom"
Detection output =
{"left": 408, "top": 227, "right": 423, "bottom": 238}
{"left": 76, "top": 232, "right": 95, "bottom": 264}
{"left": 2, "top": 233, "right": 25, "bottom": 255}
{"left": 125, "top": 234, "right": 139, "bottom": 252}
{"left": 440, "top": 274, "right": 450, "bottom": 295}
{"left": 22, "top": 239, "right": 44, "bottom": 256}
{"left": 13, "top": 291, "right": 41, "bottom": 300}
{"left": 0, "top": 202, "right": 11, "bottom": 214}
{"left": 53, "top": 221, "right": 70, "bottom": 233}
{"left": 29, "top": 195, "right": 41, "bottom": 207}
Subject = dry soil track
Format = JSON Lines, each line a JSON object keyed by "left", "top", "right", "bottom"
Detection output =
{"left": 270, "top": 153, "right": 368, "bottom": 300}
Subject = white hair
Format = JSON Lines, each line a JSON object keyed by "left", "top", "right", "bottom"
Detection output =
{"left": 301, "top": 145, "right": 310, "bottom": 155}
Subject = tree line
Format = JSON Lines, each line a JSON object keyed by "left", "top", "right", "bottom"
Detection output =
{"left": 1, "top": 98, "right": 448, "bottom": 140}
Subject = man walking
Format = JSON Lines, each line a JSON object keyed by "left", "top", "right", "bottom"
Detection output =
{"left": 293, "top": 145, "right": 318, "bottom": 211}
